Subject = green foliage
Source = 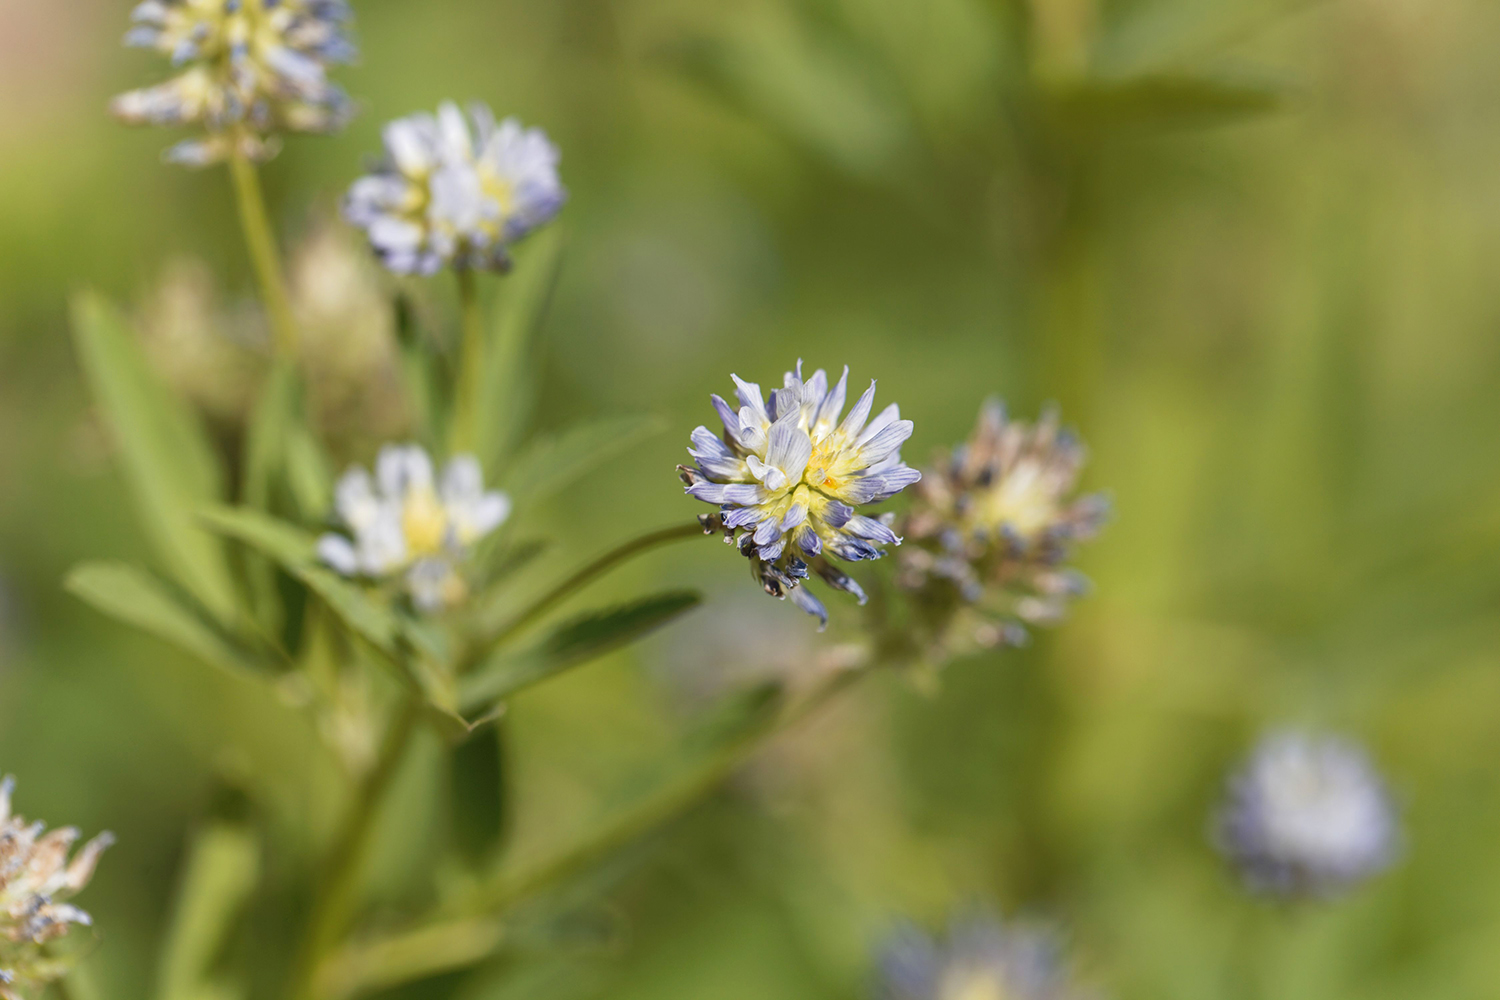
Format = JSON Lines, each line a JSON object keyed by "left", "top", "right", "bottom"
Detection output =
{"left": 461, "top": 591, "right": 704, "bottom": 712}
{"left": 65, "top": 561, "right": 274, "bottom": 681}
{"left": 473, "top": 228, "right": 567, "bottom": 474}
{"left": 156, "top": 823, "right": 261, "bottom": 1000}
{"left": 503, "top": 414, "right": 666, "bottom": 514}
{"left": 69, "top": 292, "right": 239, "bottom": 623}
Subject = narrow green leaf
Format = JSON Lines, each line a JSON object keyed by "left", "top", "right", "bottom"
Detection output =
{"left": 69, "top": 291, "right": 238, "bottom": 623}
{"left": 314, "top": 917, "right": 506, "bottom": 1000}
{"left": 157, "top": 823, "right": 260, "bottom": 1000}
{"left": 197, "top": 506, "right": 400, "bottom": 656}
{"left": 286, "top": 425, "right": 333, "bottom": 520}
{"left": 1048, "top": 73, "right": 1285, "bottom": 130}
{"left": 449, "top": 723, "right": 509, "bottom": 866}
{"left": 474, "top": 228, "right": 566, "bottom": 473}
{"left": 460, "top": 590, "right": 702, "bottom": 711}
{"left": 503, "top": 414, "right": 666, "bottom": 513}
{"left": 65, "top": 562, "right": 271, "bottom": 681}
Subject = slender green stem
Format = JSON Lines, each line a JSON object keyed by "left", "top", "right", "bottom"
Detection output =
{"left": 468, "top": 663, "right": 867, "bottom": 913}
{"left": 450, "top": 267, "right": 485, "bottom": 455}
{"left": 465, "top": 521, "right": 706, "bottom": 671}
{"left": 309, "top": 660, "right": 873, "bottom": 998}
{"left": 228, "top": 145, "right": 299, "bottom": 357}
{"left": 289, "top": 698, "right": 422, "bottom": 1000}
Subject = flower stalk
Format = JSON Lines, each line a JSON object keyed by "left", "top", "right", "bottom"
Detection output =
{"left": 466, "top": 521, "right": 708, "bottom": 668}
{"left": 289, "top": 698, "right": 422, "bottom": 1000}
{"left": 449, "top": 267, "right": 485, "bottom": 454}
{"left": 228, "top": 145, "right": 300, "bottom": 358}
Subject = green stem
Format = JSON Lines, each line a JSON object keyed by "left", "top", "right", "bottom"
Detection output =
{"left": 228, "top": 145, "right": 299, "bottom": 358}
{"left": 309, "top": 660, "right": 873, "bottom": 998}
{"left": 450, "top": 267, "right": 484, "bottom": 455}
{"left": 469, "top": 663, "right": 866, "bottom": 913}
{"left": 289, "top": 698, "right": 422, "bottom": 1000}
{"left": 466, "top": 521, "right": 706, "bottom": 671}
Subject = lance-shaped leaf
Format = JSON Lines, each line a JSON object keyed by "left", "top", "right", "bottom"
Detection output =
{"left": 474, "top": 228, "right": 566, "bottom": 474}
{"left": 197, "top": 506, "right": 467, "bottom": 718}
{"left": 503, "top": 414, "right": 666, "bottom": 515}
{"left": 66, "top": 562, "right": 274, "bottom": 681}
{"left": 1047, "top": 73, "right": 1285, "bottom": 130}
{"left": 314, "top": 917, "right": 506, "bottom": 1000}
{"left": 157, "top": 823, "right": 260, "bottom": 1000}
{"left": 69, "top": 292, "right": 238, "bottom": 623}
{"left": 460, "top": 591, "right": 702, "bottom": 712}
{"left": 197, "top": 506, "right": 400, "bottom": 657}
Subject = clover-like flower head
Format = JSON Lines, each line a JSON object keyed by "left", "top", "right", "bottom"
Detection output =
{"left": 317, "top": 445, "right": 511, "bottom": 612}
{"left": 877, "top": 910, "right": 1095, "bottom": 1000}
{"left": 680, "top": 362, "right": 921, "bottom": 627}
{"left": 1216, "top": 731, "right": 1400, "bottom": 899}
{"left": 897, "top": 400, "right": 1108, "bottom": 647}
{"left": 0, "top": 777, "right": 113, "bottom": 999}
{"left": 344, "top": 102, "right": 566, "bottom": 275}
{"left": 111, "top": 0, "right": 356, "bottom": 167}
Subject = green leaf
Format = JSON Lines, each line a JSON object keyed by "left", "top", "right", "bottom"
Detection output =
{"left": 503, "top": 415, "right": 666, "bottom": 514}
{"left": 286, "top": 425, "right": 333, "bottom": 520}
{"left": 1048, "top": 73, "right": 1285, "bottom": 130}
{"left": 69, "top": 292, "right": 238, "bottom": 623}
{"left": 460, "top": 590, "right": 702, "bottom": 711}
{"left": 473, "top": 228, "right": 566, "bottom": 473}
{"left": 197, "top": 506, "right": 400, "bottom": 656}
{"left": 157, "top": 823, "right": 260, "bottom": 1000}
{"left": 65, "top": 562, "right": 271, "bottom": 681}
{"left": 449, "top": 723, "right": 509, "bottom": 866}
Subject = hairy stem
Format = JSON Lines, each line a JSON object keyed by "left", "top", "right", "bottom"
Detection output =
{"left": 289, "top": 698, "right": 422, "bottom": 1000}
{"left": 466, "top": 521, "right": 706, "bottom": 670}
{"left": 449, "top": 267, "right": 484, "bottom": 455}
{"left": 228, "top": 146, "right": 299, "bottom": 358}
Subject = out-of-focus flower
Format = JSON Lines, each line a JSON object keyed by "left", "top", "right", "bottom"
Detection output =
{"left": 0, "top": 777, "right": 112, "bottom": 999}
{"left": 288, "top": 222, "right": 412, "bottom": 451}
{"left": 680, "top": 362, "right": 921, "bottom": 628}
{"left": 111, "top": 0, "right": 356, "bottom": 167}
{"left": 877, "top": 909, "right": 1096, "bottom": 1000}
{"left": 317, "top": 445, "right": 511, "bottom": 612}
{"left": 1215, "top": 731, "right": 1400, "bottom": 898}
{"left": 135, "top": 225, "right": 410, "bottom": 450}
{"left": 344, "top": 102, "right": 565, "bottom": 275}
{"left": 896, "top": 400, "right": 1107, "bottom": 650}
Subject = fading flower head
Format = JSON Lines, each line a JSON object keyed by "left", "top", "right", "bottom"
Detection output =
{"left": 680, "top": 362, "right": 921, "bottom": 628}
{"left": 111, "top": 0, "right": 356, "bottom": 167}
{"left": 0, "top": 777, "right": 113, "bottom": 998}
{"left": 897, "top": 400, "right": 1107, "bottom": 648}
{"left": 1215, "top": 731, "right": 1400, "bottom": 898}
{"left": 317, "top": 445, "right": 511, "bottom": 612}
{"left": 344, "top": 102, "right": 566, "bottom": 275}
{"left": 877, "top": 910, "right": 1096, "bottom": 1000}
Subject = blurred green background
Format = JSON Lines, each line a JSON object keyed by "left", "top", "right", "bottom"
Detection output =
{"left": 4, "top": 0, "right": 1500, "bottom": 997}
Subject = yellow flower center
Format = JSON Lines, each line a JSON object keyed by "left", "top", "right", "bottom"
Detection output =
{"left": 942, "top": 971, "right": 1008, "bottom": 1000}
{"left": 402, "top": 488, "right": 449, "bottom": 557}
{"left": 974, "top": 461, "right": 1056, "bottom": 541}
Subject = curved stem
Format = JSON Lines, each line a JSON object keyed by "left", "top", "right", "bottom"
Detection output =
{"left": 449, "top": 268, "right": 484, "bottom": 455}
{"left": 228, "top": 146, "right": 299, "bottom": 358}
{"left": 289, "top": 698, "right": 422, "bottom": 1000}
{"left": 466, "top": 521, "right": 706, "bottom": 671}
{"left": 471, "top": 662, "right": 866, "bottom": 912}
{"left": 309, "top": 659, "right": 873, "bottom": 998}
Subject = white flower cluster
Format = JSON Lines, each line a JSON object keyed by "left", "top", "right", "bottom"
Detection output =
{"left": 317, "top": 445, "right": 511, "bottom": 612}
{"left": 1216, "top": 731, "right": 1400, "bottom": 897}
{"left": 345, "top": 102, "right": 566, "bottom": 275}
{"left": 111, "top": 0, "right": 356, "bottom": 166}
